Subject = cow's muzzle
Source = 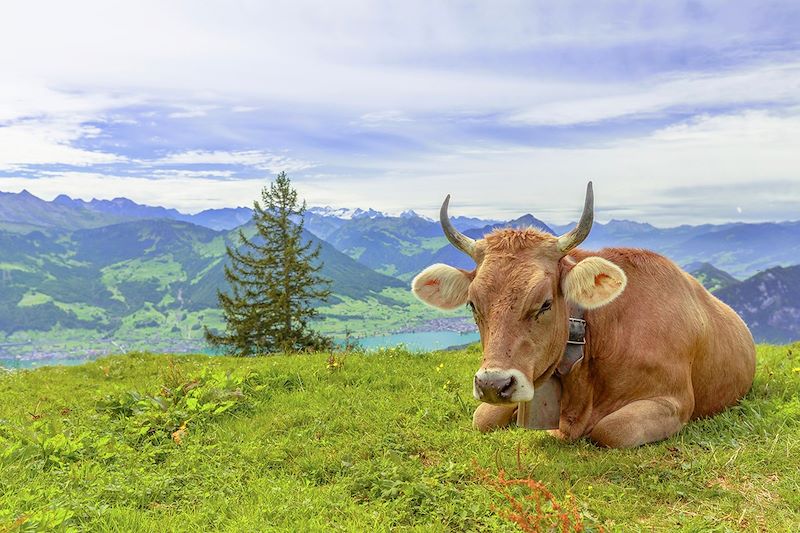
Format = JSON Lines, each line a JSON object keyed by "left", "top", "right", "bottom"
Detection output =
{"left": 473, "top": 368, "right": 535, "bottom": 404}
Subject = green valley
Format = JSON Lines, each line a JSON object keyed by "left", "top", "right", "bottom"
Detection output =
{"left": 0, "top": 218, "right": 423, "bottom": 359}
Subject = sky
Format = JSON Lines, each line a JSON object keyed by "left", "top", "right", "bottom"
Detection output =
{"left": 1, "top": 1, "right": 799, "bottom": 225}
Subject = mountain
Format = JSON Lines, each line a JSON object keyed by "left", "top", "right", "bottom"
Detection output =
{"left": 302, "top": 210, "right": 351, "bottom": 240}
{"left": 400, "top": 209, "right": 433, "bottom": 221}
{"left": 571, "top": 219, "right": 800, "bottom": 278}
{"left": 307, "top": 206, "right": 387, "bottom": 220}
{"left": 182, "top": 207, "right": 253, "bottom": 230}
{"left": 429, "top": 213, "right": 556, "bottom": 271}
{"left": 450, "top": 215, "right": 504, "bottom": 231}
{"left": 663, "top": 222, "right": 800, "bottom": 277}
{"left": 3, "top": 189, "right": 800, "bottom": 347}
{"left": 55, "top": 195, "right": 184, "bottom": 220}
{"left": 320, "top": 214, "right": 446, "bottom": 278}
{"left": 715, "top": 265, "right": 800, "bottom": 343}
{"left": 316, "top": 211, "right": 558, "bottom": 280}
{"left": 53, "top": 194, "right": 254, "bottom": 231}
{"left": 0, "top": 219, "right": 403, "bottom": 339}
{"left": 0, "top": 190, "right": 125, "bottom": 232}
{"left": 686, "top": 263, "right": 740, "bottom": 292}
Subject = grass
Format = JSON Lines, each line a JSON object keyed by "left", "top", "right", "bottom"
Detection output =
{"left": 315, "top": 287, "right": 455, "bottom": 337}
{"left": 0, "top": 344, "right": 798, "bottom": 531}
{"left": 16, "top": 291, "right": 53, "bottom": 307}
{"left": 101, "top": 256, "right": 187, "bottom": 291}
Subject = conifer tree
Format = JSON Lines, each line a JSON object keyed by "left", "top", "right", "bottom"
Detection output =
{"left": 204, "top": 172, "right": 333, "bottom": 355}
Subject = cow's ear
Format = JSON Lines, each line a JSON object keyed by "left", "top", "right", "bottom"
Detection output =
{"left": 562, "top": 257, "right": 627, "bottom": 309}
{"left": 412, "top": 264, "right": 472, "bottom": 310}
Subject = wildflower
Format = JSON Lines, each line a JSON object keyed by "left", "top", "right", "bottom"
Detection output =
{"left": 436, "top": 363, "right": 444, "bottom": 373}
{"left": 326, "top": 354, "right": 345, "bottom": 371}
{"left": 172, "top": 421, "right": 188, "bottom": 445}
{"left": 792, "top": 367, "right": 800, "bottom": 374}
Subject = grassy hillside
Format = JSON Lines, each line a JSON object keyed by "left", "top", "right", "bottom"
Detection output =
{"left": 686, "top": 262, "right": 740, "bottom": 292}
{"left": 322, "top": 215, "right": 446, "bottom": 279}
{"left": 0, "top": 344, "right": 797, "bottom": 531}
{"left": 0, "top": 219, "right": 409, "bottom": 352}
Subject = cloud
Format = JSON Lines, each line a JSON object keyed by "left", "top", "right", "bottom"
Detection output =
{"left": 1, "top": 2, "right": 796, "bottom": 116}
{"left": 152, "top": 150, "right": 316, "bottom": 173}
{"left": 167, "top": 110, "right": 208, "bottom": 119}
{"left": 324, "top": 109, "right": 800, "bottom": 225}
{"left": 0, "top": 1, "right": 798, "bottom": 225}
{"left": 358, "top": 111, "right": 413, "bottom": 127}
{"left": 150, "top": 169, "right": 235, "bottom": 178}
{"left": 167, "top": 104, "right": 218, "bottom": 119}
{"left": 507, "top": 62, "right": 800, "bottom": 126}
{"left": 0, "top": 118, "right": 126, "bottom": 170}
{"left": 2, "top": 108, "right": 798, "bottom": 224}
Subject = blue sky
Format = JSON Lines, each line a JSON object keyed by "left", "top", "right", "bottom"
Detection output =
{"left": 0, "top": 1, "right": 799, "bottom": 224}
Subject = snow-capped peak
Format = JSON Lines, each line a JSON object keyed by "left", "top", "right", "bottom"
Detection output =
{"left": 308, "top": 206, "right": 387, "bottom": 220}
{"left": 400, "top": 209, "right": 434, "bottom": 221}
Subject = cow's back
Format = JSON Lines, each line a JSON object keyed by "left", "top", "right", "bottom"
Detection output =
{"left": 572, "top": 247, "right": 755, "bottom": 423}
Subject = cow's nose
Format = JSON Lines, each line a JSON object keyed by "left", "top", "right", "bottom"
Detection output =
{"left": 474, "top": 371, "right": 517, "bottom": 404}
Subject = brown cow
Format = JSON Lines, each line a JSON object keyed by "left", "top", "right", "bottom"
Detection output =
{"left": 412, "top": 183, "right": 755, "bottom": 448}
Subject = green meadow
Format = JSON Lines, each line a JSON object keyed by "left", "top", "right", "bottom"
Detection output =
{"left": 1, "top": 344, "right": 798, "bottom": 531}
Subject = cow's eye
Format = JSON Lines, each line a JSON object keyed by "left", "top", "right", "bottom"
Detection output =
{"left": 533, "top": 299, "right": 552, "bottom": 320}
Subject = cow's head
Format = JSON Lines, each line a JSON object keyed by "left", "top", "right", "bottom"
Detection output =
{"left": 412, "top": 183, "right": 627, "bottom": 404}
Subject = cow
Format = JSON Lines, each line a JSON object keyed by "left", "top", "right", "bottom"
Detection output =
{"left": 411, "top": 183, "right": 756, "bottom": 448}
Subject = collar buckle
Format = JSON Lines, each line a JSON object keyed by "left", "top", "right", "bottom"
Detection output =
{"left": 567, "top": 317, "right": 586, "bottom": 345}
{"left": 557, "top": 315, "right": 586, "bottom": 377}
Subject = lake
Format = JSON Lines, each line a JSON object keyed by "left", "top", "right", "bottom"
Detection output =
{"left": 354, "top": 330, "right": 479, "bottom": 351}
{"left": 0, "top": 330, "right": 481, "bottom": 369}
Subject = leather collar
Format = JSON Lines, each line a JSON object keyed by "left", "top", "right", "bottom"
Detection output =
{"left": 556, "top": 311, "right": 586, "bottom": 377}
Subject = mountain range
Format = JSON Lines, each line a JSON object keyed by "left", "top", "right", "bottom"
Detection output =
{"left": 0, "top": 189, "right": 799, "bottom": 355}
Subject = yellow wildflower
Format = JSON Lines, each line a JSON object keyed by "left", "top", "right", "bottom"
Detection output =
{"left": 172, "top": 421, "right": 188, "bottom": 445}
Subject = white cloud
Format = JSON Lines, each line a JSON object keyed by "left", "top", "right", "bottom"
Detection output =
{"left": 3, "top": 108, "right": 798, "bottom": 224}
{"left": 0, "top": 2, "right": 797, "bottom": 224}
{"left": 314, "top": 109, "right": 800, "bottom": 225}
{"left": 0, "top": 118, "right": 126, "bottom": 170}
{"left": 167, "top": 110, "right": 207, "bottom": 119}
{"left": 0, "top": 2, "right": 794, "bottom": 120}
{"left": 167, "top": 104, "right": 218, "bottom": 119}
{"left": 508, "top": 62, "right": 800, "bottom": 126}
{"left": 150, "top": 169, "right": 235, "bottom": 178}
{"left": 358, "top": 110, "right": 413, "bottom": 126}
{"left": 153, "top": 150, "right": 316, "bottom": 173}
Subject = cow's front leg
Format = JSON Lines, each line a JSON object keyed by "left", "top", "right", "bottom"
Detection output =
{"left": 590, "top": 396, "right": 690, "bottom": 448}
{"left": 473, "top": 403, "right": 517, "bottom": 432}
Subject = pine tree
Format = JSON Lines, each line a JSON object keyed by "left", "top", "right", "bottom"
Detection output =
{"left": 204, "top": 172, "right": 333, "bottom": 355}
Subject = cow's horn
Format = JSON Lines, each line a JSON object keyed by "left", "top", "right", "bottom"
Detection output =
{"left": 440, "top": 194, "right": 477, "bottom": 259}
{"left": 557, "top": 181, "right": 594, "bottom": 254}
